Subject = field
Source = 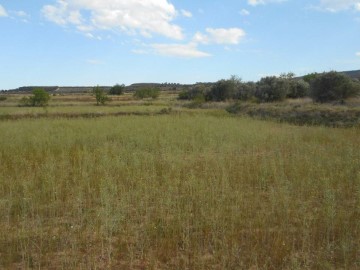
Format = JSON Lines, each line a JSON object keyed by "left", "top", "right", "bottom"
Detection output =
{"left": 0, "top": 92, "right": 360, "bottom": 269}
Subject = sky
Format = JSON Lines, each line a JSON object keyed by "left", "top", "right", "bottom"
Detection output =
{"left": 0, "top": 0, "right": 360, "bottom": 89}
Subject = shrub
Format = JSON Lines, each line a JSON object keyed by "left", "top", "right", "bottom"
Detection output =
{"left": 178, "top": 85, "right": 207, "bottom": 101}
{"left": 134, "top": 88, "right": 160, "bottom": 99}
{"left": 310, "top": 71, "right": 360, "bottom": 103}
{"left": 109, "top": 84, "right": 125, "bottom": 95}
{"left": 206, "top": 79, "right": 237, "bottom": 101}
{"left": 234, "top": 82, "right": 256, "bottom": 101}
{"left": 287, "top": 79, "right": 310, "bottom": 98}
{"left": 303, "top": 72, "right": 319, "bottom": 84}
{"left": 19, "top": 89, "right": 50, "bottom": 107}
{"left": 93, "top": 86, "right": 110, "bottom": 105}
{"left": 0, "top": 96, "right": 7, "bottom": 101}
{"left": 255, "top": 76, "right": 289, "bottom": 102}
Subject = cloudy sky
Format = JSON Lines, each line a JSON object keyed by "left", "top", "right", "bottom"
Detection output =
{"left": 1, "top": 0, "right": 360, "bottom": 89}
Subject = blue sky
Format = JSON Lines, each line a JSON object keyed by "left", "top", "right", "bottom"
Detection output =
{"left": 1, "top": 0, "right": 360, "bottom": 89}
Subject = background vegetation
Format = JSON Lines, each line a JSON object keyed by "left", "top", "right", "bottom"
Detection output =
{"left": 134, "top": 88, "right": 160, "bottom": 99}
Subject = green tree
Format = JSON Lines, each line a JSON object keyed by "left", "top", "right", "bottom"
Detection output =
{"left": 178, "top": 84, "right": 207, "bottom": 101}
{"left": 109, "top": 84, "right": 125, "bottom": 95}
{"left": 310, "top": 71, "right": 360, "bottom": 103}
{"left": 20, "top": 88, "right": 50, "bottom": 107}
{"left": 287, "top": 79, "right": 310, "bottom": 98}
{"left": 234, "top": 82, "right": 256, "bottom": 101}
{"left": 303, "top": 72, "right": 319, "bottom": 84}
{"left": 93, "top": 86, "right": 110, "bottom": 105}
{"left": 255, "top": 76, "right": 290, "bottom": 102}
{"left": 134, "top": 88, "right": 160, "bottom": 99}
{"left": 206, "top": 78, "right": 238, "bottom": 101}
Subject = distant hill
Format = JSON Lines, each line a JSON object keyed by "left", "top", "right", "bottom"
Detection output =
{"left": 341, "top": 70, "right": 360, "bottom": 80}
{"left": 3, "top": 70, "right": 359, "bottom": 93}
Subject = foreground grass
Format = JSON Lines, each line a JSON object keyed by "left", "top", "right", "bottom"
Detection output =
{"left": 0, "top": 115, "right": 359, "bottom": 269}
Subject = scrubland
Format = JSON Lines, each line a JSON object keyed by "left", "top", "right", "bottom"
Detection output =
{"left": 0, "top": 93, "right": 359, "bottom": 269}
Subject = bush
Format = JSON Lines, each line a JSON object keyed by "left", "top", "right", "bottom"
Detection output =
{"left": 303, "top": 72, "right": 319, "bottom": 84}
{"left": 109, "top": 84, "right": 125, "bottom": 95}
{"left": 206, "top": 79, "right": 237, "bottom": 101}
{"left": 234, "top": 82, "right": 256, "bottom": 101}
{"left": 0, "top": 96, "right": 7, "bottom": 101}
{"left": 134, "top": 88, "right": 160, "bottom": 99}
{"left": 93, "top": 86, "right": 110, "bottom": 105}
{"left": 255, "top": 76, "right": 289, "bottom": 102}
{"left": 310, "top": 71, "right": 360, "bottom": 103}
{"left": 178, "top": 85, "right": 207, "bottom": 101}
{"left": 287, "top": 79, "right": 310, "bottom": 98}
{"left": 19, "top": 88, "right": 50, "bottom": 107}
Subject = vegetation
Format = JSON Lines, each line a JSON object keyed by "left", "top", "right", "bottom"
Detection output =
{"left": 178, "top": 85, "right": 207, "bottom": 101}
{"left": 0, "top": 96, "right": 7, "bottom": 101}
{"left": 93, "top": 86, "right": 110, "bottom": 105}
{"left": 206, "top": 77, "right": 238, "bottom": 101}
{"left": 287, "top": 79, "right": 310, "bottom": 98}
{"left": 18, "top": 88, "right": 50, "bottom": 107}
{"left": 254, "top": 76, "right": 290, "bottom": 102}
{"left": 0, "top": 115, "right": 359, "bottom": 269}
{"left": 109, "top": 84, "right": 125, "bottom": 95}
{"left": 226, "top": 101, "right": 360, "bottom": 127}
{"left": 134, "top": 87, "right": 160, "bottom": 99}
{"left": 310, "top": 71, "right": 360, "bottom": 103}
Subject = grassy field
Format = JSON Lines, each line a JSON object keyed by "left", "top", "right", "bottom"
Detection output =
{"left": 0, "top": 93, "right": 359, "bottom": 269}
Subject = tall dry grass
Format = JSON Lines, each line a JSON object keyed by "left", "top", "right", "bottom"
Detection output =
{"left": 0, "top": 115, "right": 359, "bottom": 269}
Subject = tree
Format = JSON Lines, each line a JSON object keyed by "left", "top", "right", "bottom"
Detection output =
{"left": 206, "top": 77, "right": 239, "bottom": 101}
{"left": 93, "top": 86, "right": 110, "bottom": 105}
{"left": 178, "top": 84, "right": 207, "bottom": 100}
{"left": 255, "top": 76, "right": 290, "bottom": 102}
{"left": 303, "top": 72, "right": 318, "bottom": 84}
{"left": 133, "top": 88, "right": 160, "bottom": 99}
{"left": 287, "top": 79, "right": 310, "bottom": 98}
{"left": 310, "top": 71, "right": 360, "bottom": 103}
{"left": 109, "top": 84, "right": 125, "bottom": 95}
{"left": 19, "top": 88, "right": 50, "bottom": 107}
{"left": 234, "top": 82, "right": 256, "bottom": 101}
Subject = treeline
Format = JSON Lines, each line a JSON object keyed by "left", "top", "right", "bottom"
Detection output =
{"left": 179, "top": 71, "right": 360, "bottom": 104}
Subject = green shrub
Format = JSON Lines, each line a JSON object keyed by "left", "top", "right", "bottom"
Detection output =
{"left": 109, "top": 84, "right": 125, "bottom": 95}
{"left": 255, "top": 76, "right": 289, "bottom": 102}
{"left": 0, "top": 96, "right": 7, "bottom": 101}
{"left": 287, "top": 79, "right": 310, "bottom": 98}
{"left": 303, "top": 72, "right": 319, "bottom": 83}
{"left": 93, "top": 86, "right": 110, "bottom": 105}
{"left": 234, "top": 82, "right": 256, "bottom": 101}
{"left": 178, "top": 85, "right": 207, "bottom": 101}
{"left": 206, "top": 79, "right": 237, "bottom": 101}
{"left": 134, "top": 88, "right": 160, "bottom": 99}
{"left": 18, "top": 89, "right": 50, "bottom": 107}
{"left": 310, "top": 71, "right": 360, "bottom": 103}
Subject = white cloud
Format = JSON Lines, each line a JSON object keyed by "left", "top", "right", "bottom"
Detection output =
{"left": 248, "top": 0, "right": 265, "bottom": 5}
{"left": 317, "top": 0, "right": 360, "bottom": 12}
{"left": 42, "top": 0, "right": 184, "bottom": 40}
{"left": 356, "top": 52, "right": 360, "bottom": 56}
{"left": 84, "top": 32, "right": 102, "bottom": 40}
{"left": 194, "top": 28, "right": 246, "bottom": 45}
{"left": 151, "top": 43, "right": 210, "bottom": 58}
{"left": 14, "top": 11, "right": 28, "bottom": 17}
{"left": 181, "top": 9, "right": 192, "bottom": 18}
{"left": 240, "top": 9, "right": 250, "bottom": 16}
{"left": 0, "top": 4, "right": 8, "bottom": 17}
{"left": 248, "top": 0, "right": 287, "bottom": 6}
